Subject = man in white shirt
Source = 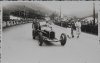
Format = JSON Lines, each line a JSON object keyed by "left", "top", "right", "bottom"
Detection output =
{"left": 75, "top": 19, "right": 81, "bottom": 38}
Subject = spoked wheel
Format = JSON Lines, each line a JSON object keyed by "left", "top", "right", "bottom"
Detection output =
{"left": 60, "top": 33, "right": 67, "bottom": 46}
{"left": 39, "top": 32, "right": 43, "bottom": 46}
{"left": 32, "top": 30, "right": 35, "bottom": 39}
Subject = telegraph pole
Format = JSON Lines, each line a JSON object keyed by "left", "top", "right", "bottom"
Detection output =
{"left": 59, "top": 3, "right": 62, "bottom": 21}
{"left": 93, "top": 0, "right": 95, "bottom": 25}
{"left": 23, "top": 5, "right": 26, "bottom": 20}
{"left": 59, "top": 4, "right": 62, "bottom": 26}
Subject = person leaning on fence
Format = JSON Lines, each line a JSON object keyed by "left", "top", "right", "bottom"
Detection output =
{"left": 75, "top": 19, "right": 81, "bottom": 38}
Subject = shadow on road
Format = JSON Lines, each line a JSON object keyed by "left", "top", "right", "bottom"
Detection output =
{"left": 34, "top": 36, "right": 62, "bottom": 47}
{"left": 42, "top": 41, "right": 62, "bottom": 47}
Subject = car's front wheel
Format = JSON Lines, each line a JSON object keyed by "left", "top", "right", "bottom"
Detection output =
{"left": 39, "top": 32, "right": 43, "bottom": 46}
{"left": 60, "top": 33, "right": 67, "bottom": 46}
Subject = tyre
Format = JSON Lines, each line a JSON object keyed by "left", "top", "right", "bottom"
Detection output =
{"left": 32, "top": 30, "right": 35, "bottom": 39}
{"left": 60, "top": 33, "right": 67, "bottom": 46}
{"left": 39, "top": 32, "right": 43, "bottom": 46}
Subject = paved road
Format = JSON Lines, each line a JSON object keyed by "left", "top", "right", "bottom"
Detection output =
{"left": 2, "top": 23, "right": 100, "bottom": 63}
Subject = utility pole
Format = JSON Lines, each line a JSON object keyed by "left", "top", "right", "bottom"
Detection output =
{"left": 59, "top": 4, "right": 62, "bottom": 21}
{"left": 23, "top": 5, "right": 26, "bottom": 23}
{"left": 93, "top": 0, "right": 95, "bottom": 25}
{"left": 59, "top": 4, "right": 62, "bottom": 26}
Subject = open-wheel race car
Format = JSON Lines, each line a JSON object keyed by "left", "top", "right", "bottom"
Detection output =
{"left": 32, "top": 21, "right": 67, "bottom": 46}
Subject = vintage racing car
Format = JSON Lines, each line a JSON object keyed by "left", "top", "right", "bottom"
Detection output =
{"left": 32, "top": 21, "right": 67, "bottom": 46}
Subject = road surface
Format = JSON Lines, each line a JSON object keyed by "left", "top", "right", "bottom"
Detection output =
{"left": 2, "top": 23, "right": 100, "bottom": 63}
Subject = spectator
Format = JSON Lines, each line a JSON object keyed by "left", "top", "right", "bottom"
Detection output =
{"left": 71, "top": 21, "right": 75, "bottom": 38}
{"left": 75, "top": 19, "right": 81, "bottom": 38}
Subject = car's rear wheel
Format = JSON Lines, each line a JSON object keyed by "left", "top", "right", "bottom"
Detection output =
{"left": 60, "top": 33, "right": 67, "bottom": 46}
{"left": 39, "top": 32, "right": 43, "bottom": 46}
